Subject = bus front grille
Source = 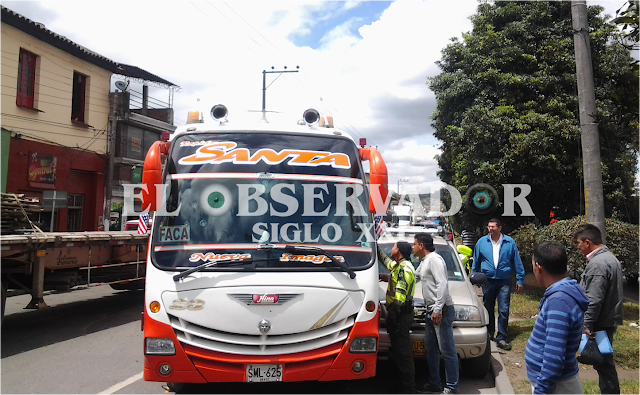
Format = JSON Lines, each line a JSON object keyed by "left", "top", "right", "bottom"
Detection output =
{"left": 167, "top": 314, "right": 355, "bottom": 356}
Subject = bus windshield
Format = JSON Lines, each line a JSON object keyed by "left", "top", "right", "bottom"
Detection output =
{"left": 151, "top": 132, "right": 374, "bottom": 272}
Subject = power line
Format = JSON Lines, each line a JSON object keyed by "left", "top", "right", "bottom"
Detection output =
{"left": 187, "top": 1, "right": 272, "bottom": 66}
{"left": 1, "top": 51, "right": 111, "bottom": 95}
{"left": 128, "top": 89, "right": 170, "bottom": 107}
{"left": 221, "top": 1, "right": 287, "bottom": 58}
{"left": 69, "top": 124, "right": 109, "bottom": 161}
{"left": 3, "top": 122, "right": 107, "bottom": 139}
{"left": 8, "top": 133, "right": 103, "bottom": 155}
{"left": 0, "top": 82, "right": 111, "bottom": 109}
{"left": 204, "top": 0, "right": 278, "bottom": 64}
{"left": 192, "top": 0, "right": 406, "bottom": 172}
{"left": 209, "top": 3, "right": 379, "bottom": 147}
{"left": 1, "top": 112, "right": 104, "bottom": 132}
{"left": 1, "top": 69, "right": 112, "bottom": 99}
{"left": 1, "top": 92, "right": 111, "bottom": 116}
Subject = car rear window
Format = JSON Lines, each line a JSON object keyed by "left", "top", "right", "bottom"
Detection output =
{"left": 377, "top": 242, "right": 463, "bottom": 281}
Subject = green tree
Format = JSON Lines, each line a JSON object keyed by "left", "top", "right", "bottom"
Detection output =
{"left": 428, "top": 1, "right": 639, "bottom": 233}
{"left": 612, "top": 1, "right": 639, "bottom": 50}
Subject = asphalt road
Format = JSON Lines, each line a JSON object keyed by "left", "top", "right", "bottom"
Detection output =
{"left": 1, "top": 286, "right": 496, "bottom": 394}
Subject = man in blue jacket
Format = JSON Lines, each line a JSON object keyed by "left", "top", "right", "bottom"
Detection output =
{"left": 525, "top": 241, "right": 590, "bottom": 394}
{"left": 472, "top": 218, "right": 525, "bottom": 350}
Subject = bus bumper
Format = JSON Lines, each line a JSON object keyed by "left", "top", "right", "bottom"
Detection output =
{"left": 143, "top": 309, "right": 378, "bottom": 383}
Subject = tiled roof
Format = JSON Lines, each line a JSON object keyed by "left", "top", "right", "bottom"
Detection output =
{"left": 1, "top": 6, "right": 178, "bottom": 88}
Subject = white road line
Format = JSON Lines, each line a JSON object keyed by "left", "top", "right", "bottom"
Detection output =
{"left": 98, "top": 372, "right": 143, "bottom": 394}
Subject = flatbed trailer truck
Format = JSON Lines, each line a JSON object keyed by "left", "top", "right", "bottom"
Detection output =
{"left": 1, "top": 231, "right": 148, "bottom": 317}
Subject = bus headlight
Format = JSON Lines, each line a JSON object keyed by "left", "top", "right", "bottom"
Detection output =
{"left": 349, "top": 337, "right": 377, "bottom": 353}
{"left": 145, "top": 338, "right": 176, "bottom": 355}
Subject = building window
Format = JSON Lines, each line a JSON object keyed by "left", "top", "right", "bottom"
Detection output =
{"left": 116, "top": 125, "right": 161, "bottom": 160}
{"left": 16, "top": 49, "right": 37, "bottom": 108}
{"left": 67, "top": 194, "right": 84, "bottom": 231}
{"left": 71, "top": 72, "right": 87, "bottom": 123}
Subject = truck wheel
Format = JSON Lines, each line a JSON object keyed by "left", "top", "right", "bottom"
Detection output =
{"left": 460, "top": 334, "right": 491, "bottom": 379}
{"left": 109, "top": 279, "right": 145, "bottom": 291}
{"left": 1, "top": 282, "right": 6, "bottom": 320}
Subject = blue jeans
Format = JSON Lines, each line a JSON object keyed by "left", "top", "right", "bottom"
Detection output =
{"left": 482, "top": 278, "right": 511, "bottom": 342}
{"left": 425, "top": 305, "right": 459, "bottom": 393}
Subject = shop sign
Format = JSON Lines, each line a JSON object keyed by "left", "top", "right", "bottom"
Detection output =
{"left": 132, "top": 168, "right": 142, "bottom": 183}
{"left": 112, "top": 186, "right": 124, "bottom": 197}
{"left": 28, "top": 152, "right": 56, "bottom": 184}
{"left": 131, "top": 137, "right": 142, "bottom": 153}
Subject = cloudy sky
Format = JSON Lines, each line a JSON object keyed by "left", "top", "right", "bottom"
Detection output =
{"left": 3, "top": 0, "right": 625, "bottom": 195}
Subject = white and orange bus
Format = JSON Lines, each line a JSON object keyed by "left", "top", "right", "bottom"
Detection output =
{"left": 139, "top": 106, "right": 388, "bottom": 390}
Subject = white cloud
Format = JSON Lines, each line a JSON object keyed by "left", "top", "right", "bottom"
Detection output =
{"left": 319, "top": 18, "right": 361, "bottom": 50}
{"left": 341, "top": 1, "right": 362, "bottom": 12}
{"left": 2, "top": 0, "right": 625, "bottom": 190}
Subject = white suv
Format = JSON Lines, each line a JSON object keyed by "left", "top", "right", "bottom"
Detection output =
{"left": 377, "top": 233, "right": 491, "bottom": 378}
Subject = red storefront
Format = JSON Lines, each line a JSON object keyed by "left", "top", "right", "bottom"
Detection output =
{"left": 6, "top": 136, "right": 105, "bottom": 232}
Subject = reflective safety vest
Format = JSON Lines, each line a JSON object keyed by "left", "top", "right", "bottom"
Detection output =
{"left": 459, "top": 254, "right": 470, "bottom": 273}
{"left": 457, "top": 244, "right": 473, "bottom": 274}
{"left": 381, "top": 256, "right": 416, "bottom": 306}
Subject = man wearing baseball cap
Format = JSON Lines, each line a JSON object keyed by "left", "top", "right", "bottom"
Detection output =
{"left": 378, "top": 240, "right": 417, "bottom": 393}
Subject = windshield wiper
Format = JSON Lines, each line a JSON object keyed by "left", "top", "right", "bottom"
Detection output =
{"left": 259, "top": 244, "right": 356, "bottom": 279}
{"left": 173, "top": 258, "right": 254, "bottom": 282}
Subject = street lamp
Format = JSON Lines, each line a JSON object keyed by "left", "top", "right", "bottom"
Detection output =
{"left": 262, "top": 66, "right": 299, "bottom": 113}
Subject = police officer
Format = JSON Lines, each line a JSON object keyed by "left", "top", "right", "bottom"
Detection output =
{"left": 379, "top": 241, "right": 416, "bottom": 393}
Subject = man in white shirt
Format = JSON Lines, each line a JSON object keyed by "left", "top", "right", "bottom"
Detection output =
{"left": 414, "top": 233, "right": 459, "bottom": 394}
{"left": 472, "top": 218, "right": 525, "bottom": 351}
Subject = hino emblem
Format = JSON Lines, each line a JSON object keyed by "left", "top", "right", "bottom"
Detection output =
{"left": 258, "top": 319, "right": 271, "bottom": 334}
{"left": 228, "top": 293, "right": 300, "bottom": 305}
{"left": 253, "top": 294, "right": 278, "bottom": 304}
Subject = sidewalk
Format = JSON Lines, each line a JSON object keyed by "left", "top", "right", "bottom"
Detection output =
{"left": 490, "top": 341, "right": 515, "bottom": 394}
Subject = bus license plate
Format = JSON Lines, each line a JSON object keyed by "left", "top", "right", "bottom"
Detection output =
{"left": 246, "top": 364, "right": 282, "bottom": 382}
{"left": 411, "top": 340, "right": 425, "bottom": 356}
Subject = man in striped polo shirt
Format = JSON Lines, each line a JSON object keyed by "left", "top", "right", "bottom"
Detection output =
{"left": 525, "top": 241, "right": 590, "bottom": 394}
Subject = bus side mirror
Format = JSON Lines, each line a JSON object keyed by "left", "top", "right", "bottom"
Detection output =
{"left": 141, "top": 141, "right": 171, "bottom": 212}
{"left": 359, "top": 147, "right": 388, "bottom": 214}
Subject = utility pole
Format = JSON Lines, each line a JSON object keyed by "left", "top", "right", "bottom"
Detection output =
{"left": 572, "top": 1, "right": 607, "bottom": 242}
{"left": 397, "top": 178, "right": 408, "bottom": 196}
{"left": 142, "top": 85, "right": 148, "bottom": 116}
{"left": 262, "top": 66, "right": 299, "bottom": 113}
{"left": 104, "top": 115, "right": 115, "bottom": 231}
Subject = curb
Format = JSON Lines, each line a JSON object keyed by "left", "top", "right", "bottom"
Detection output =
{"left": 490, "top": 342, "right": 515, "bottom": 394}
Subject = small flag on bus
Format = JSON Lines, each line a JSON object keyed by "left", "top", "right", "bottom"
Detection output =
{"left": 138, "top": 213, "right": 149, "bottom": 234}
{"left": 374, "top": 215, "right": 385, "bottom": 238}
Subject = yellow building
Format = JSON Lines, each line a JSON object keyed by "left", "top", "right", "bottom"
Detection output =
{"left": 1, "top": 6, "right": 176, "bottom": 232}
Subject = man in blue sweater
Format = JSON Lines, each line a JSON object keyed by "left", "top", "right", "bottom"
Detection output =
{"left": 525, "top": 241, "right": 590, "bottom": 394}
{"left": 472, "top": 218, "right": 525, "bottom": 350}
